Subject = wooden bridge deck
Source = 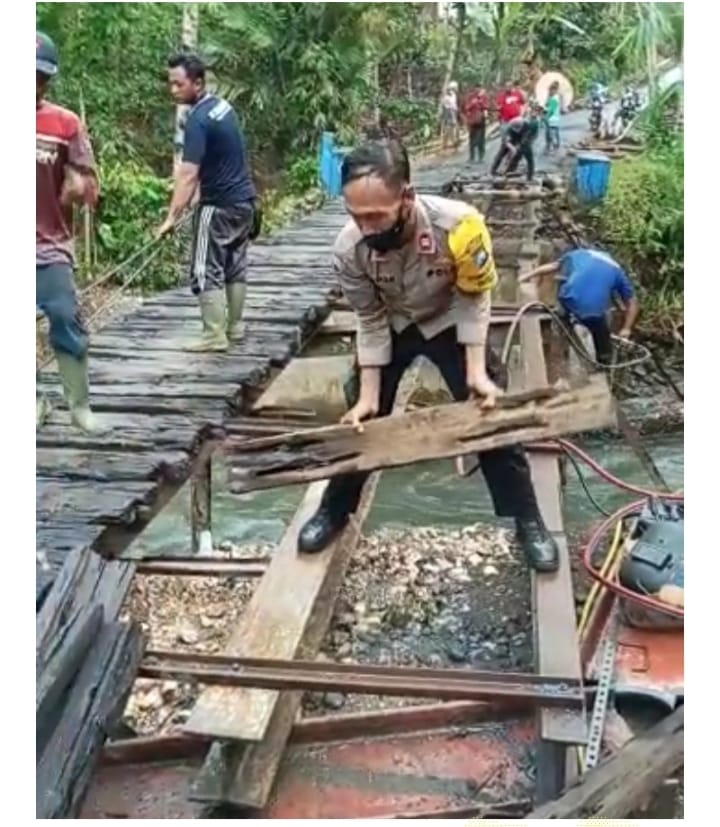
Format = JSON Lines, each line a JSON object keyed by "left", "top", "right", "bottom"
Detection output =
{"left": 36, "top": 201, "right": 355, "bottom": 605}
{"left": 34, "top": 162, "right": 459, "bottom": 609}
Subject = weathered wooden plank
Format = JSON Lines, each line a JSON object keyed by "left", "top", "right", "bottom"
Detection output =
{"left": 36, "top": 525, "right": 105, "bottom": 556}
{"left": 37, "top": 603, "right": 104, "bottom": 754}
{"left": 527, "top": 706, "right": 684, "bottom": 819}
{"left": 36, "top": 478, "right": 156, "bottom": 526}
{"left": 37, "top": 412, "right": 209, "bottom": 451}
{"left": 189, "top": 477, "right": 380, "bottom": 806}
{"left": 36, "top": 447, "right": 190, "bottom": 483}
{"left": 188, "top": 377, "right": 418, "bottom": 809}
{"left": 36, "top": 622, "right": 144, "bottom": 819}
{"left": 516, "top": 246, "right": 586, "bottom": 747}
{"left": 42, "top": 395, "right": 227, "bottom": 419}
{"left": 184, "top": 482, "right": 326, "bottom": 742}
{"left": 226, "top": 380, "right": 615, "bottom": 494}
{"left": 37, "top": 381, "right": 248, "bottom": 400}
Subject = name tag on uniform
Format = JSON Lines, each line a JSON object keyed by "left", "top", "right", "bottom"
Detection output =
{"left": 417, "top": 231, "right": 436, "bottom": 255}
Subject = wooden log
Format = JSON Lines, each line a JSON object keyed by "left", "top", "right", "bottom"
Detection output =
{"left": 527, "top": 706, "right": 684, "bottom": 819}
{"left": 36, "top": 621, "right": 144, "bottom": 818}
{"left": 224, "top": 380, "right": 615, "bottom": 494}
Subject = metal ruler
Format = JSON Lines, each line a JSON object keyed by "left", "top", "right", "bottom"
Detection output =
{"left": 584, "top": 610, "right": 619, "bottom": 770}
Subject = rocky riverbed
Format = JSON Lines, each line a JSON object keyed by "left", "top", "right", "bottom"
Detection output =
{"left": 123, "top": 522, "right": 534, "bottom": 733}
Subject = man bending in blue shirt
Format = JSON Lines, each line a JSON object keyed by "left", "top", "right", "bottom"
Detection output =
{"left": 157, "top": 53, "right": 256, "bottom": 351}
{"left": 520, "top": 247, "right": 639, "bottom": 365}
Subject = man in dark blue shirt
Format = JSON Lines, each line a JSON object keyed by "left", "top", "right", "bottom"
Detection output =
{"left": 521, "top": 247, "right": 639, "bottom": 365}
{"left": 158, "top": 53, "right": 257, "bottom": 351}
{"left": 490, "top": 103, "right": 544, "bottom": 182}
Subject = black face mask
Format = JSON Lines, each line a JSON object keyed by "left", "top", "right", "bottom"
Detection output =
{"left": 363, "top": 207, "right": 407, "bottom": 254}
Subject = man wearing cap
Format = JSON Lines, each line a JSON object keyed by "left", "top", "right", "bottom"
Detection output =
{"left": 36, "top": 31, "right": 102, "bottom": 433}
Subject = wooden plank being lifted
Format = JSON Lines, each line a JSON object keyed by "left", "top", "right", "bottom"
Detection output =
{"left": 225, "top": 380, "right": 615, "bottom": 494}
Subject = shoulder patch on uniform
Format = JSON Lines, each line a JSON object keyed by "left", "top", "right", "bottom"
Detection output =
{"left": 447, "top": 213, "right": 498, "bottom": 295}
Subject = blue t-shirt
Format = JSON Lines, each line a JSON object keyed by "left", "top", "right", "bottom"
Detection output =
{"left": 182, "top": 94, "right": 256, "bottom": 207}
{"left": 557, "top": 249, "right": 634, "bottom": 320}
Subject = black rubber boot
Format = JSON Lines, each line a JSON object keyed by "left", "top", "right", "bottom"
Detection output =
{"left": 515, "top": 516, "right": 560, "bottom": 573}
{"left": 297, "top": 506, "right": 349, "bottom": 554}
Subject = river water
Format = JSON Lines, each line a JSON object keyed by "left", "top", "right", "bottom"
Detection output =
{"left": 132, "top": 434, "right": 683, "bottom": 559}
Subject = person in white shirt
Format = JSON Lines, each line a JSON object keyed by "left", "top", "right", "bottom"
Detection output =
{"left": 440, "top": 80, "right": 460, "bottom": 148}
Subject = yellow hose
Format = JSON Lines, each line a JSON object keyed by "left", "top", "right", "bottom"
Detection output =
{"left": 578, "top": 520, "right": 624, "bottom": 637}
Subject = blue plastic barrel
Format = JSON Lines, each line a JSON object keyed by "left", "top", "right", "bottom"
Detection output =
{"left": 573, "top": 151, "right": 611, "bottom": 203}
{"left": 318, "top": 132, "right": 349, "bottom": 198}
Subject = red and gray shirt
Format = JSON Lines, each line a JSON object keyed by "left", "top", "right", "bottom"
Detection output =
{"left": 36, "top": 100, "right": 98, "bottom": 266}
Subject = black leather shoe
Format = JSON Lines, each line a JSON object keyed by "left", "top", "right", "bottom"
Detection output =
{"left": 515, "top": 517, "right": 560, "bottom": 573}
{"left": 297, "top": 507, "right": 349, "bottom": 554}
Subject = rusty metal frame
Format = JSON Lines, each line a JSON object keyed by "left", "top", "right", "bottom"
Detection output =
{"left": 100, "top": 698, "right": 533, "bottom": 768}
{"left": 140, "top": 649, "right": 585, "bottom": 708}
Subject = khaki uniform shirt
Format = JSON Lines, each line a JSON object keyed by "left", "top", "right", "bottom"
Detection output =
{"left": 332, "top": 194, "right": 496, "bottom": 367}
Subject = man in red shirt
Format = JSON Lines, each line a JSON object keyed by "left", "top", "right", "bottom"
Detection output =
{"left": 495, "top": 80, "right": 526, "bottom": 137}
{"left": 36, "top": 32, "right": 102, "bottom": 433}
{"left": 461, "top": 86, "right": 489, "bottom": 163}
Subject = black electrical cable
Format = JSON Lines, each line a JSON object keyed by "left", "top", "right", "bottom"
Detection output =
{"left": 500, "top": 300, "right": 652, "bottom": 371}
{"left": 560, "top": 446, "right": 613, "bottom": 518}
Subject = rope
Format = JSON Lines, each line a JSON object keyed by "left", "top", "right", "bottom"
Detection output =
{"left": 37, "top": 216, "right": 189, "bottom": 372}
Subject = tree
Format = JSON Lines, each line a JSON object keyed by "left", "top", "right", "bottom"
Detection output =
{"left": 612, "top": 3, "right": 683, "bottom": 95}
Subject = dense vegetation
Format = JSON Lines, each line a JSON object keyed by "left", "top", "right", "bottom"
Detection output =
{"left": 36, "top": 2, "right": 683, "bottom": 323}
{"left": 597, "top": 90, "right": 684, "bottom": 332}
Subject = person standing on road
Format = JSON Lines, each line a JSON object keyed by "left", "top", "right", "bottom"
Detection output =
{"left": 490, "top": 104, "right": 543, "bottom": 182}
{"left": 157, "top": 53, "right": 256, "bottom": 352}
{"left": 440, "top": 81, "right": 460, "bottom": 149}
{"left": 296, "top": 140, "right": 560, "bottom": 574}
{"left": 495, "top": 80, "right": 526, "bottom": 138}
{"left": 36, "top": 32, "right": 103, "bottom": 434}
{"left": 520, "top": 247, "right": 639, "bottom": 365}
{"left": 462, "top": 86, "right": 489, "bottom": 163}
{"left": 544, "top": 81, "right": 561, "bottom": 153}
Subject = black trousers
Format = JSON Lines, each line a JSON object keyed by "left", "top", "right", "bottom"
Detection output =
{"left": 491, "top": 141, "right": 534, "bottom": 180}
{"left": 326, "top": 325, "right": 539, "bottom": 520}
{"left": 558, "top": 309, "right": 613, "bottom": 366}
{"left": 189, "top": 201, "right": 254, "bottom": 294}
{"left": 468, "top": 122, "right": 486, "bottom": 161}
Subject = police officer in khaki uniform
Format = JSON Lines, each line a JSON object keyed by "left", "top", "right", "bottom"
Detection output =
{"left": 298, "top": 141, "right": 559, "bottom": 573}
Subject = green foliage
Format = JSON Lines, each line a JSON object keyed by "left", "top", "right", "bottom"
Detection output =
{"left": 36, "top": 2, "right": 179, "bottom": 171}
{"left": 36, "top": 1, "right": 684, "bottom": 305}
{"left": 285, "top": 156, "right": 319, "bottom": 196}
{"left": 598, "top": 137, "right": 683, "bottom": 313}
{"left": 380, "top": 98, "right": 438, "bottom": 145}
{"left": 93, "top": 159, "right": 179, "bottom": 291}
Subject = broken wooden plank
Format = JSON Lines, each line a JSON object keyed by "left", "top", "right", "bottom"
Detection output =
{"left": 527, "top": 706, "right": 684, "bottom": 819}
{"left": 225, "top": 380, "right": 615, "bottom": 494}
